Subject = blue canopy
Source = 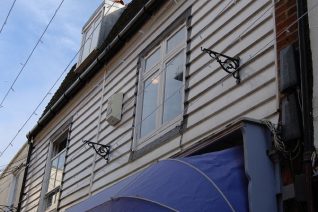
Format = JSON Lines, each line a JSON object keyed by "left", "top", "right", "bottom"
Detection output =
{"left": 67, "top": 146, "right": 248, "bottom": 212}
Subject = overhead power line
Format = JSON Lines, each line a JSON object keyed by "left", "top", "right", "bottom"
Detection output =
{"left": 6, "top": 0, "right": 316, "bottom": 198}
{"left": 0, "top": 0, "right": 65, "bottom": 109}
{"left": 89, "top": 0, "right": 318, "bottom": 183}
{"left": 1, "top": 0, "right": 318, "bottom": 178}
{"left": 0, "top": 1, "right": 116, "bottom": 159}
{"left": 0, "top": 0, "right": 17, "bottom": 34}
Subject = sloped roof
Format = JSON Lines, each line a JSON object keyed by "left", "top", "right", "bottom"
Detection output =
{"left": 40, "top": 0, "right": 149, "bottom": 119}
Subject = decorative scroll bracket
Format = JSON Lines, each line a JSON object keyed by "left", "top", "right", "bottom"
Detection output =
{"left": 201, "top": 47, "right": 241, "bottom": 84}
{"left": 83, "top": 140, "right": 111, "bottom": 163}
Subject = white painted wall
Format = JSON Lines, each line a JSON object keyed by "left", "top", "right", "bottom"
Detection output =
{"left": 0, "top": 144, "right": 28, "bottom": 210}
{"left": 307, "top": 0, "right": 318, "bottom": 149}
{"left": 21, "top": 0, "right": 280, "bottom": 211}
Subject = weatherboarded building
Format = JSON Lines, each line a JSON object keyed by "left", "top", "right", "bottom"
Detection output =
{"left": 19, "top": 0, "right": 317, "bottom": 211}
{"left": 0, "top": 143, "right": 28, "bottom": 211}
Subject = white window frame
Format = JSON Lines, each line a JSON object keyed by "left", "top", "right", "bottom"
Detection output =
{"left": 78, "top": 9, "right": 103, "bottom": 64}
{"left": 134, "top": 24, "right": 187, "bottom": 149}
{"left": 7, "top": 172, "right": 18, "bottom": 208}
{"left": 42, "top": 132, "right": 68, "bottom": 212}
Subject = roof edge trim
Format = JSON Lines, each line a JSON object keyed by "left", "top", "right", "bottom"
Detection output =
{"left": 27, "top": 0, "right": 161, "bottom": 139}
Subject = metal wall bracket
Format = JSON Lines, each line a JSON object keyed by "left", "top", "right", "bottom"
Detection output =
{"left": 83, "top": 140, "right": 111, "bottom": 162}
{"left": 201, "top": 47, "right": 241, "bottom": 84}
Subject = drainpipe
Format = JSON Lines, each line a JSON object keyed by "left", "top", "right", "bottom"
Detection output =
{"left": 296, "top": 0, "right": 314, "bottom": 211}
{"left": 17, "top": 138, "right": 33, "bottom": 212}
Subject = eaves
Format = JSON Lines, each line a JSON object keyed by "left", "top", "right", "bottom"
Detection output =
{"left": 27, "top": 0, "right": 168, "bottom": 140}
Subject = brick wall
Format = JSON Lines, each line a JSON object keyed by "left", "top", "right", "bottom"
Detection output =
{"left": 275, "top": 0, "right": 299, "bottom": 53}
{"left": 275, "top": 1, "right": 307, "bottom": 211}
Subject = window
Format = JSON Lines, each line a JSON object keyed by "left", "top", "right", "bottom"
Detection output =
{"left": 7, "top": 165, "right": 24, "bottom": 209}
{"left": 78, "top": 1, "right": 125, "bottom": 65}
{"left": 136, "top": 25, "right": 187, "bottom": 143}
{"left": 78, "top": 11, "right": 103, "bottom": 63}
{"left": 44, "top": 136, "right": 67, "bottom": 211}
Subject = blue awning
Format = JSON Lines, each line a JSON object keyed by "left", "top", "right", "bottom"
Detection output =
{"left": 67, "top": 146, "right": 248, "bottom": 212}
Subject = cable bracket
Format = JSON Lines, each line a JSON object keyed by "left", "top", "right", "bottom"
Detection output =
{"left": 83, "top": 140, "right": 111, "bottom": 162}
{"left": 201, "top": 47, "right": 240, "bottom": 84}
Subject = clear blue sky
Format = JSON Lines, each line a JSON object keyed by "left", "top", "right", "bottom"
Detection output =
{"left": 0, "top": 0, "right": 130, "bottom": 168}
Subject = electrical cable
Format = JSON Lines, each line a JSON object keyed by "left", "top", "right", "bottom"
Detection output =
{"left": 78, "top": 0, "right": 242, "bottom": 188}
{"left": 0, "top": 0, "right": 66, "bottom": 159}
{"left": 0, "top": 154, "right": 28, "bottom": 168}
{"left": 31, "top": 0, "right": 273, "bottom": 196}
{"left": 94, "top": 0, "right": 317, "bottom": 179}
{"left": 0, "top": 0, "right": 189, "bottom": 163}
{"left": 0, "top": 0, "right": 65, "bottom": 109}
{"left": 14, "top": 0, "right": 318, "bottom": 202}
{"left": 63, "top": 0, "right": 279, "bottom": 193}
{"left": 0, "top": 0, "right": 115, "bottom": 160}
{"left": 0, "top": 0, "right": 17, "bottom": 34}
{"left": 12, "top": 2, "right": 120, "bottom": 203}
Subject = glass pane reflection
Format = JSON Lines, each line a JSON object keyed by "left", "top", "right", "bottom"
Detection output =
{"left": 91, "top": 15, "right": 102, "bottom": 51}
{"left": 55, "top": 151, "right": 66, "bottom": 187}
{"left": 48, "top": 158, "right": 58, "bottom": 192}
{"left": 167, "top": 27, "right": 186, "bottom": 53}
{"left": 140, "top": 74, "right": 159, "bottom": 138}
{"left": 163, "top": 52, "right": 184, "bottom": 123}
{"left": 145, "top": 48, "right": 160, "bottom": 71}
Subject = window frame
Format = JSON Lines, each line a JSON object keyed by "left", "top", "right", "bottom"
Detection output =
{"left": 78, "top": 9, "right": 103, "bottom": 63}
{"left": 7, "top": 170, "right": 20, "bottom": 208}
{"left": 46, "top": 146, "right": 66, "bottom": 193}
{"left": 134, "top": 24, "right": 187, "bottom": 149}
{"left": 42, "top": 129, "right": 69, "bottom": 212}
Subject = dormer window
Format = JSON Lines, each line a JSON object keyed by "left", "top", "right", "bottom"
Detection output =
{"left": 79, "top": 11, "right": 103, "bottom": 63}
{"left": 78, "top": 0, "right": 125, "bottom": 65}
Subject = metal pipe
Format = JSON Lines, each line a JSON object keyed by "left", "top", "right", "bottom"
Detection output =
{"left": 296, "top": 0, "right": 314, "bottom": 211}
{"left": 17, "top": 138, "right": 33, "bottom": 211}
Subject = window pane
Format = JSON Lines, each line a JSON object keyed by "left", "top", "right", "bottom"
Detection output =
{"left": 46, "top": 191, "right": 59, "bottom": 209}
{"left": 145, "top": 48, "right": 160, "bottom": 71}
{"left": 58, "top": 139, "right": 67, "bottom": 153}
{"left": 52, "top": 138, "right": 67, "bottom": 158}
{"left": 91, "top": 15, "right": 102, "bottom": 51}
{"left": 81, "top": 26, "right": 94, "bottom": 61}
{"left": 163, "top": 52, "right": 184, "bottom": 123}
{"left": 48, "top": 158, "right": 58, "bottom": 192}
{"left": 167, "top": 27, "right": 186, "bottom": 53}
{"left": 55, "top": 151, "right": 66, "bottom": 187}
{"left": 140, "top": 75, "right": 159, "bottom": 138}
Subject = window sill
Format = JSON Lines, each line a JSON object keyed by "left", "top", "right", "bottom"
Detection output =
{"left": 45, "top": 208, "right": 57, "bottom": 212}
{"left": 138, "top": 115, "right": 183, "bottom": 148}
{"left": 130, "top": 118, "right": 183, "bottom": 161}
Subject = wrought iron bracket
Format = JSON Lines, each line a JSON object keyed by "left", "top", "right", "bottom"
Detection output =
{"left": 83, "top": 140, "right": 111, "bottom": 162}
{"left": 201, "top": 47, "right": 241, "bottom": 84}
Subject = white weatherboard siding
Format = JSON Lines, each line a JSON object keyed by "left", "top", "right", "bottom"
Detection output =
{"left": 0, "top": 145, "right": 28, "bottom": 210}
{"left": 21, "top": 0, "right": 279, "bottom": 211}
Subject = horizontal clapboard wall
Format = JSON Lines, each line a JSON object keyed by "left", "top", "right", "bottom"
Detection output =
{"left": 59, "top": 0, "right": 278, "bottom": 210}
{"left": 21, "top": 0, "right": 279, "bottom": 211}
